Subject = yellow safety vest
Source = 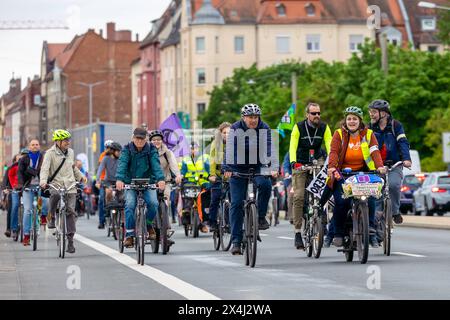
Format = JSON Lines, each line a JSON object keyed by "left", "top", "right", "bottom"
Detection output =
{"left": 183, "top": 154, "right": 209, "bottom": 185}
{"left": 337, "top": 129, "right": 376, "bottom": 170}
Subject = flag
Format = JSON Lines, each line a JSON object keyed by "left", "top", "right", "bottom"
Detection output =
{"left": 159, "top": 113, "right": 190, "bottom": 157}
{"left": 276, "top": 104, "right": 296, "bottom": 138}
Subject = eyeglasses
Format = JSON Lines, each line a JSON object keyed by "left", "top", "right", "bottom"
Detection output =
{"left": 309, "top": 112, "right": 321, "bottom": 116}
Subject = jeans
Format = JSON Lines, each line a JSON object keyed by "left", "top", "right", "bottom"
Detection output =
{"left": 48, "top": 191, "right": 77, "bottom": 236}
{"left": 22, "top": 190, "right": 38, "bottom": 236}
{"left": 10, "top": 191, "right": 20, "bottom": 232}
{"left": 125, "top": 189, "right": 158, "bottom": 237}
{"left": 229, "top": 175, "right": 271, "bottom": 245}
{"left": 209, "top": 181, "right": 222, "bottom": 224}
{"left": 98, "top": 187, "right": 105, "bottom": 224}
{"left": 376, "top": 166, "right": 403, "bottom": 216}
{"left": 6, "top": 193, "right": 12, "bottom": 231}
{"left": 170, "top": 189, "right": 177, "bottom": 221}
{"left": 332, "top": 179, "right": 376, "bottom": 237}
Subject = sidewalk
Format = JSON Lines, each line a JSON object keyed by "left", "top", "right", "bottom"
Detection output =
{"left": 398, "top": 215, "right": 450, "bottom": 230}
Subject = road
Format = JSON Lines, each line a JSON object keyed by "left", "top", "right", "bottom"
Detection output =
{"left": 2, "top": 211, "right": 450, "bottom": 300}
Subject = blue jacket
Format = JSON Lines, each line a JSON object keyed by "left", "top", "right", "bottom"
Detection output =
{"left": 223, "top": 119, "right": 278, "bottom": 173}
{"left": 282, "top": 152, "right": 292, "bottom": 176}
{"left": 369, "top": 117, "right": 411, "bottom": 163}
{"left": 115, "top": 142, "right": 165, "bottom": 184}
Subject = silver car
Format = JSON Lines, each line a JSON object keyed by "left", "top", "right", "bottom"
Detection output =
{"left": 413, "top": 172, "right": 450, "bottom": 216}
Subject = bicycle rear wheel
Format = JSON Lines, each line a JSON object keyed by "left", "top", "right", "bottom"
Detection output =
{"left": 150, "top": 209, "right": 161, "bottom": 254}
{"left": 160, "top": 202, "right": 170, "bottom": 255}
{"left": 220, "top": 201, "right": 232, "bottom": 251}
{"left": 213, "top": 209, "right": 220, "bottom": 250}
{"left": 355, "top": 202, "right": 369, "bottom": 264}
{"left": 118, "top": 209, "right": 125, "bottom": 253}
{"left": 193, "top": 212, "right": 199, "bottom": 238}
{"left": 246, "top": 203, "right": 258, "bottom": 268}
{"left": 32, "top": 209, "right": 38, "bottom": 251}
{"left": 383, "top": 199, "right": 393, "bottom": 256}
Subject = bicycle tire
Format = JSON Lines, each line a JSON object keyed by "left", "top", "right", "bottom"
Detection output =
{"left": 160, "top": 201, "right": 170, "bottom": 254}
{"left": 118, "top": 209, "right": 125, "bottom": 253}
{"left": 355, "top": 202, "right": 369, "bottom": 264}
{"left": 111, "top": 210, "right": 118, "bottom": 241}
{"left": 220, "top": 201, "right": 232, "bottom": 251}
{"left": 249, "top": 203, "right": 258, "bottom": 268}
{"left": 60, "top": 211, "right": 66, "bottom": 259}
{"left": 136, "top": 208, "right": 141, "bottom": 264}
{"left": 383, "top": 199, "right": 393, "bottom": 256}
{"left": 312, "top": 209, "right": 324, "bottom": 259}
{"left": 32, "top": 208, "right": 38, "bottom": 251}
{"left": 213, "top": 208, "right": 220, "bottom": 250}
{"left": 19, "top": 205, "right": 24, "bottom": 243}
{"left": 140, "top": 209, "right": 146, "bottom": 265}
{"left": 193, "top": 212, "right": 199, "bottom": 238}
{"left": 305, "top": 220, "right": 313, "bottom": 258}
{"left": 243, "top": 208, "right": 250, "bottom": 266}
{"left": 150, "top": 208, "right": 161, "bottom": 254}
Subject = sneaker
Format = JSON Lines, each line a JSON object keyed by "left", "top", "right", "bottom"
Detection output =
{"left": 123, "top": 237, "right": 134, "bottom": 248}
{"left": 200, "top": 224, "right": 208, "bottom": 233}
{"left": 47, "top": 219, "right": 56, "bottom": 229}
{"left": 167, "top": 239, "right": 175, "bottom": 247}
{"left": 4, "top": 229, "right": 11, "bottom": 238}
{"left": 40, "top": 216, "right": 47, "bottom": 225}
{"left": 98, "top": 223, "right": 105, "bottom": 229}
{"left": 295, "top": 232, "right": 305, "bottom": 250}
{"left": 12, "top": 231, "right": 18, "bottom": 241}
{"left": 393, "top": 214, "right": 403, "bottom": 224}
{"left": 258, "top": 217, "right": 270, "bottom": 230}
{"left": 333, "top": 237, "right": 344, "bottom": 247}
{"left": 323, "top": 236, "right": 332, "bottom": 248}
{"left": 370, "top": 235, "right": 379, "bottom": 248}
{"left": 66, "top": 240, "right": 75, "bottom": 253}
{"left": 231, "top": 243, "right": 242, "bottom": 255}
{"left": 22, "top": 235, "right": 30, "bottom": 246}
{"left": 146, "top": 226, "right": 157, "bottom": 240}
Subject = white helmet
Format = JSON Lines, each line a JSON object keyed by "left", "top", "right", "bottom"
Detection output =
{"left": 241, "top": 103, "right": 261, "bottom": 116}
{"left": 104, "top": 140, "right": 114, "bottom": 148}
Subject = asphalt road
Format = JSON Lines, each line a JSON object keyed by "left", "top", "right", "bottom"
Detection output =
{"left": 2, "top": 210, "right": 450, "bottom": 300}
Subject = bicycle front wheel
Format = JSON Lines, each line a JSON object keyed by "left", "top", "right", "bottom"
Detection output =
{"left": 355, "top": 202, "right": 369, "bottom": 264}
{"left": 220, "top": 201, "right": 232, "bottom": 251}
{"left": 312, "top": 210, "right": 324, "bottom": 259}
{"left": 118, "top": 209, "right": 125, "bottom": 253}
{"left": 32, "top": 209, "right": 38, "bottom": 251}
{"left": 383, "top": 199, "right": 393, "bottom": 256}
{"left": 247, "top": 203, "right": 258, "bottom": 268}
{"left": 160, "top": 202, "right": 170, "bottom": 255}
{"left": 60, "top": 212, "right": 66, "bottom": 259}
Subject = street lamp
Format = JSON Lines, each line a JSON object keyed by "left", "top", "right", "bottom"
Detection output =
{"left": 76, "top": 81, "right": 105, "bottom": 175}
{"left": 66, "top": 95, "right": 82, "bottom": 129}
{"left": 418, "top": 1, "right": 450, "bottom": 10}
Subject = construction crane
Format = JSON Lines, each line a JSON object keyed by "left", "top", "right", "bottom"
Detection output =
{"left": 0, "top": 20, "right": 68, "bottom": 30}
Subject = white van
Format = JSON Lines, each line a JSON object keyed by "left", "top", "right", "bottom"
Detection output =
{"left": 404, "top": 150, "right": 421, "bottom": 175}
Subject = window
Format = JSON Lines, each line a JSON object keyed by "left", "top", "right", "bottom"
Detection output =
{"left": 422, "top": 18, "right": 436, "bottom": 31}
{"left": 197, "top": 103, "right": 206, "bottom": 115}
{"left": 349, "top": 35, "right": 363, "bottom": 52}
{"left": 306, "top": 34, "right": 321, "bottom": 52}
{"left": 305, "top": 3, "right": 315, "bottom": 16}
{"left": 234, "top": 36, "right": 244, "bottom": 53}
{"left": 41, "top": 108, "right": 47, "bottom": 121}
{"left": 196, "top": 36, "right": 205, "bottom": 53}
{"left": 428, "top": 45, "right": 438, "bottom": 52}
{"left": 196, "top": 68, "right": 206, "bottom": 85}
{"left": 276, "top": 4, "right": 286, "bottom": 16}
{"left": 41, "top": 131, "right": 47, "bottom": 144}
{"left": 215, "top": 67, "right": 219, "bottom": 83}
{"left": 276, "top": 36, "right": 290, "bottom": 54}
{"left": 215, "top": 36, "right": 219, "bottom": 54}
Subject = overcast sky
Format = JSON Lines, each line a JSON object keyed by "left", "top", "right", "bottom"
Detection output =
{"left": 0, "top": 0, "right": 172, "bottom": 94}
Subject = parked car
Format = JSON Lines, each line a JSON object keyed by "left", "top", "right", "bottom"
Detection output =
{"left": 400, "top": 173, "right": 428, "bottom": 214}
{"left": 413, "top": 172, "right": 450, "bottom": 216}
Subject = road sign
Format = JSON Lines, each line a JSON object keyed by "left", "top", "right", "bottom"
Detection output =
{"left": 443, "top": 132, "right": 450, "bottom": 163}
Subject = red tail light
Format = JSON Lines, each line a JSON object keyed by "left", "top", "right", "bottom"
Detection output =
{"left": 400, "top": 185, "right": 410, "bottom": 192}
{"left": 431, "top": 187, "right": 446, "bottom": 193}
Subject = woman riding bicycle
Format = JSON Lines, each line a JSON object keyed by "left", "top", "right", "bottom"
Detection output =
{"left": 326, "top": 107, "right": 386, "bottom": 248}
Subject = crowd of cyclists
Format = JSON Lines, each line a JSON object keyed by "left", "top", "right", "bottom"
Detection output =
{"left": 1, "top": 99, "right": 411, "bottom": 262}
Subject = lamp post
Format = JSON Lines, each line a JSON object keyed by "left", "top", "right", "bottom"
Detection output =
{"left": 76, "top": 81, "right": 105, "bottom": 175}
{"left": 66, "top": 95, "right": 82, "bottom": 130}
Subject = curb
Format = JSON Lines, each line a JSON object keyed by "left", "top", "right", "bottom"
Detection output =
{"left": 396, "top": 223, "right": 450, "bottom": 230}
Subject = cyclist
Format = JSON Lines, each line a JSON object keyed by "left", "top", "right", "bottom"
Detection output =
{"left": 96, "top": 142, "right": 122, "bottom": 205}
{"left": 180, "top": 141, "right": 210, "bottom": 233}
{"left": 368, "top": 99, "right": 411, "bottom": 225}
{"left": 289, "top": 102, "right": 332, "bottom": 250}
{"left": 17, "top": 139, "right": 48, "bottom": 246}
{"left": 115, "top": 127, "right": 165, "bottom": 248}
{"left": 223, "top": 103, "right": 279, "bottom": 255}
{"left": 39, "top": 129, "right": 87, "bottom": 254}
{"left": 208, "top": 122, "right": 231, "bottom": 232}
{"left": 326, "top": 107, "right": 385, "bottom": 248}
{"left": 6, "top": 153, "right": 24, "bottom": 240}
{"left": 96, "top": 140, "right": 114, "bottom": 229}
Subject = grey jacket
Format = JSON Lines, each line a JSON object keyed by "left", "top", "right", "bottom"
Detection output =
{"left": 158, "top": 144, "right": 180, "bottom": 182}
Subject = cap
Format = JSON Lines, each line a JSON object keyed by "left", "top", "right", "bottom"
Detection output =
{"left": 133, "top": 127, "right": 148, "bottom": 138}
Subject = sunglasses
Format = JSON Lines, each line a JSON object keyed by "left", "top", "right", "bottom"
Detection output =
{"left": 309, "top": 112, "right": 321, "bottom": 116}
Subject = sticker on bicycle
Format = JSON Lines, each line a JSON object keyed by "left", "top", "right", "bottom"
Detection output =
{"left": 342, "top": 182, "right": 383, "bottom": 198}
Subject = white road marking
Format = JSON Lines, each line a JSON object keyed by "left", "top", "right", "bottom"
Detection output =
{"left": 74, "top": 234, "right": 220, "bottom": 300}
{"left": 259, "top": 233, "right": 269, "bottom": 237}
{"left": 278, "top": 236, "right": 294, "bottom": 240}
{"left": 392, "top": 252, "right": 426, "bottom": 258}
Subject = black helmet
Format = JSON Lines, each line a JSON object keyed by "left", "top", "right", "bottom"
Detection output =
{"left": 109, "top": 142, "right": 122, "bottom": 151}
{"left": 148, "top": 130, "right": 163, "bottom": 140}
{"left": 241, "top": 103, "right": 261, "bottom": 116}
{"left": 368, "top": 99, "right": 390, "bottom": 113}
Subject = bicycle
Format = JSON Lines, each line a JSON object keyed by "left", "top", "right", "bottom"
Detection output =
{"left": 232, "top": 169, "right": 270, "bottom": 268}
{"left": 150, "top": 184, "right": 174, "bottom": 255}
{"left": 23, "top": 185, "right": 42, "bottom": 251}
{"left": 48, "top": 182, "right": 79, "bottom": 259}
{"left": 124, "top": 179, "right": 157, "bottom": 265}
{"left": 103, "top": 184, "right": 124, "bottom": 241}
{"left": 268, "top": 180, "right": 281, "bottom": 227}
{"left": 339, "top": 169, "right": 384, "bottom": 264}
{"left": 180, "top": 181, "right": 202, "bottom": 238}
{"left": 212, "top": 180, "right": 232, "bottom": 251}
{"left": 294, "top": 160, "right": 325, "bottom": 258}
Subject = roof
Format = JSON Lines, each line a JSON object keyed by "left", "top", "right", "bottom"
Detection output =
{"left": 47, "top": 43, "right": 68, "bottom": 61}
{"left": 192, "top": 0, "right": 225, "bottom": 25}
{"left": 160, "top": 16, "right": 181, "bottom": 49}
{"left": 55, "top": 34, "right": 84, "bottom": 69}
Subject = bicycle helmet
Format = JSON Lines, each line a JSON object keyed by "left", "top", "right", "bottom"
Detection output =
{"left": 52, "top": 129, "right": 72, "bottom": 141}
{"left": 148, "top": 130, "right": 163, "bottom": 140}
{"left": 368, "top": 99, "right": 390, "bottom": 113}
{"left": 104, "top": 140, "right": 114, "bottom": 148}
{"left": 109, "top": 142, "right": 122, "bottom": 151}
{"left": 241, "top": 103, "right": 261, "bottom": 116}
{"left": 20, "top": 148, "right": 29, "bottom": 155}
{"left": 344, "top": 106, "right": 364, "bottom": 119}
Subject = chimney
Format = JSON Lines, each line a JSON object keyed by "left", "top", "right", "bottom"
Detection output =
{"left": 99, "top": 29, "right": 103, "bottom": 38}
{"left": 107, "top": 22, "right": 116, "bottom": 40}
{"left": 136, "top": 33, "right": 139, "bottom": 42}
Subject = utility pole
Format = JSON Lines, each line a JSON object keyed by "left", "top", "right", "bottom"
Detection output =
{"left": 380, "top": 33, "right": 389, "bottom": 75}
{"left": 67, "top": 95, "right": 82, "bottom": 130}
{"left": 77, "top": 81, "right": 105, "bottom": 175}
{"left": 291, "top": 72, "right": 298, "bottom": 105}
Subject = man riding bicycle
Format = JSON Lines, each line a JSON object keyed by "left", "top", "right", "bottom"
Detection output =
{"left": 289, "top": 102, "right": 332, "bottom": 250}
{"left": 115, "top": 127, "right": 165, "bottom": 248}
{"left": 40, "top": 129, "right": 87, "bottom": 254}
{"left": 223, "top": 104, "right": 278, "bottom": 255}
{"left": 368, "top": 99, "right": 411, "bottom": 224}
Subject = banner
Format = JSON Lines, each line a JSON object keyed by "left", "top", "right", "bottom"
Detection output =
{"left": 276, "top": 103, "right": 296, "bottom": 138}
{"left": 159, "top": 113, "right": 190, "bottom": 157}
{"left": 306, "top": 156, "right": 329, "bottom": 199}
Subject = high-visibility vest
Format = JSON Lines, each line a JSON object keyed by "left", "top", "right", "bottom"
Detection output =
{"left": 337, "top": 129, "right": 376, "bottom": 170}
{"left": 182, "top": 154, "right": 209, "bottom": 185}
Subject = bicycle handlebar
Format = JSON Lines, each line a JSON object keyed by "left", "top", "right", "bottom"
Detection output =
{"left": 48, "top": 182, "right": 79, "bottom": 193}
{"left": 232, "top": 172, "right": 272, "bottom": 178}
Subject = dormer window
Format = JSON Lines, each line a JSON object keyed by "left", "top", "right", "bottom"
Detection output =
{"left": 422, "top": 17, "right": 436, "bottom": 31}
{"left": 305, "top": 3, "right": 316, "bottom": 16}
{"left": 276, "top": 3, "right": 286, "bottom": 17}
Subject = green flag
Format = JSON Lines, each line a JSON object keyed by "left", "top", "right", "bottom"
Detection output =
{"left": 277, "top": 104, "right": 296, "bottom": 138}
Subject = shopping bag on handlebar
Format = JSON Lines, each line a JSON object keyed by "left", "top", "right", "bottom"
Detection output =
{"left": 41, "top": 158, "right": 66, "bottom": 198}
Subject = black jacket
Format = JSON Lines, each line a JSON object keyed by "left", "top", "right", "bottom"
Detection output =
{"left": 18, "top": 152, "right": 45, "bottom": 188}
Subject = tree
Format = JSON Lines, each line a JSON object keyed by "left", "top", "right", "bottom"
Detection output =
{"left": 437, "top": 9, "right": 450, "bottom": 46}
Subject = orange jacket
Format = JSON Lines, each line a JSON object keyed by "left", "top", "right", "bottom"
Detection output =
{"left": 98, "top": 151, "right": 107, "bottom": 181}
